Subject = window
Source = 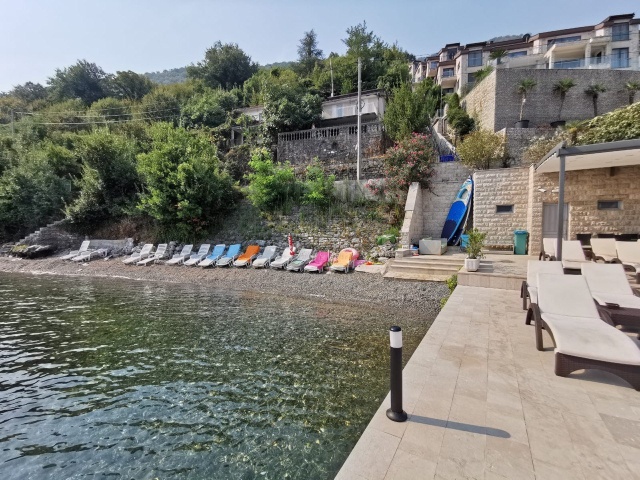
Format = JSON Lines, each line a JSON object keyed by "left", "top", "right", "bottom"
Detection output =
{"left": 496, "top": 205, "right": 514, "bottom": 213}
{"left": 548, "top": 36, "right": 581, "bottom": 46}
{"left": 430, "top": 61, "right": 438, "bottom": 69}
{"left": 467, "top": 73, "right": 476, "bottom": 83}
{"left": 508, "top": 51, "right": 527, "bottom": 58}
{"left": 612, "top": 48, "right": 629, "bottom": 68}
{"left": 468, "top": 50, "right": 483, "bottom": 67}
{"left": 442, "top": 68, "right": 455, "bottom": 78}
{"left": 447, "top": 49, "right": 457, "bottom": 60}
{"left": 597, "top": 200, "right": 622, "bottom": 210}
{"left": 612, "top": 23, "right": 630, "bottom": 42}
{"left": 442, "top": 88, "right": 454, "bottom": 94}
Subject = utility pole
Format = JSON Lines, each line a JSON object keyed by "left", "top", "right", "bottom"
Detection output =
{"left": 11, "top": 109, "right": 15, "bottom": 137}
{"left": 356, "top": 57, "right": 361, "bottom": 182}
{"left": 330, "top": 58, "right": 334, "bottom": 97}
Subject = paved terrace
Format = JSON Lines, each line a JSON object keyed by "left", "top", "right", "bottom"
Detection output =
{"left": 337, "top": 285, "right": 640, "bottom": 480}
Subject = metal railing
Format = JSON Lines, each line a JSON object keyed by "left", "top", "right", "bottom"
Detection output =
{"left": 278, "top": 121, "right": 383, "bottom": 142}
{"left": 552, "top": 55, "right": 631, "bottom": 69}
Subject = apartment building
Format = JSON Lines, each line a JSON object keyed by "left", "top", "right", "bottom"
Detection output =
{"left": 410, "top": 13, "right": 640, "bottom": 95}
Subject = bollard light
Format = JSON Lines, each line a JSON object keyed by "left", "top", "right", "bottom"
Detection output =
{"left": 386, "top": 325, "right": 408, "bottom": 422}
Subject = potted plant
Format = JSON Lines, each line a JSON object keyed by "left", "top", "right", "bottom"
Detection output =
{"left": 625, "top": 81, "right": 640, "bottom": 105}
{"left": 515, "top": 78, "right": 537, "bottom": 128}
{"left": 551, "top": 78, "right": 576, "bottom": 127}
{"left": 464, "top": 228, "right": 486, "bottom": 272}
{"left": 584, "top": 83, "right": 606, "bottom": 117}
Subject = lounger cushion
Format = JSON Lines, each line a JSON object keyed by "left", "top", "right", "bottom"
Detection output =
{"left": 562, "top": 259, "right": 590, "bottom": 270}
{"left": 591, "top": 238, "right": 617, "bottom": 261}
{"left": 543, "top": 238, "right": 557, "bottom": 257}
{"left": 541, "top": 313, "right": 640, "bottom": 366}
{"left": 526, "top": 260, "right": 563, "bottom": 286}
{"left": 537, "top": 273, "right": 600, "bottom": 318}
{"left": 582, "top": 263, "right": 633, "bottom": 296}
{"left": 592, "top": 293, "right": 640, "bottom": 309}
{"left": 527, "top": 286, "right": 538, "bottom": 305}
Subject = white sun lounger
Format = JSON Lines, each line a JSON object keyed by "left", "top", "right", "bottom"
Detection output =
{"left": 590, "top": 238, "right": 618, "bottom": 263}
{"left": 521, "top": 260, "right": 563, "bottom": 314}
{"left": 616, "top": 241, "right": 640, "bottom": 280}
{"left": 137, "top": 244, "right": 168, "bottom": 266}
{"left": 270, "top": 249, "right": 295, "bottom": 269}
{"left": 286, "top": 249, "right": 313, "bottom": 272}
{"left": 582, "top": 262, "right": 640, "bottom": 311}
{"left": 71, "top": 248, "right": 108, "bottom": 262}
{"left": 252, "top": 246, "right": 278, "bottom": 268}
{"left": 60, "top": 240, "right": 91, "bottom": 260}
{"left": 199, "top": 244, "right": 226, "bottom": 268}
{"left": 540, "top": 238, "right": 556, "bottom": 261}
{"left": 165, "top": 244, "right": 193, "bottom": 266}
{"left": 123, "top": 244, "right": 154, "bottom": 265}
{"left": 184, "top": 244, "right": 211, "bottom": 266}
{"left": 532, "top": 273, "right": 640, "bottom": 390}
{"left": 561, "top": 240, "right": 590, "bottom": 271}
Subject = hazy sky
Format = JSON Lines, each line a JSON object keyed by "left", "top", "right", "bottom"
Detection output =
{"left": 1, "top": 0, "right": 638, "bottom": 92}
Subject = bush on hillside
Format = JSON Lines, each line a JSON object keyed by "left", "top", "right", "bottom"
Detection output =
{"left": 457, "top": 129, "right": 507, "bottom": 170}
{"left": 574, "top": 102, "right": 640, "bottom": 146}
{"left": 302, "top": 160, "right": 336, "bottom": 209}
{"left": 246, "top": 147, "right": 300, "bottom": 212}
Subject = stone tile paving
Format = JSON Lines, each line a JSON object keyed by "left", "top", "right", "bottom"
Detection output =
{"left": 336, "top": 286, "right": 640, "bottom": 480}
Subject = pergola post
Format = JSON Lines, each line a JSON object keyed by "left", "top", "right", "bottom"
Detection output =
{"left": 556, "top": 154, "right": 566, "bottom": 261}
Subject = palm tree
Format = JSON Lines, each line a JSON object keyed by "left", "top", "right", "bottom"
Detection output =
{"left": 489, "top": 49, "right": 508, "bottom": 65}
{"left": 625, "top": 81, "right": 640, "bottom": 105}
{"left": 552, "top": 78, "right": 576, "bottom": 120}
{"left": 584, "top": 83, "right": 606, "bottom": 117}
{"left": 517, "top": 78, "right": 537, "bottom": 121}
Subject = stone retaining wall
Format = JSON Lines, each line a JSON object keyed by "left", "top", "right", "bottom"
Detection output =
{"left": 400, "top": 183, "right": 423, "bottom": 247}
{"left": 19, "top": 220, "right": 85, "bottom": 252}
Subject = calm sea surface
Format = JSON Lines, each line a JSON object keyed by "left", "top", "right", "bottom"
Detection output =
{"left": 0, "top": 273, "right": 432, "bottom": 479}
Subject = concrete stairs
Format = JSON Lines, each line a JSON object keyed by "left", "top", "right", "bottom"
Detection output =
{"left": 383, "top": 255, "right": 464, "bottom": 282}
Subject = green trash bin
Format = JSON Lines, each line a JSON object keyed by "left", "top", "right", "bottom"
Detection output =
{"left": 514, "top": 230, "right": 528, "bottom": 255}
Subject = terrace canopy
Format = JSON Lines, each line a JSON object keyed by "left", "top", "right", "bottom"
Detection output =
{"left": 536, "top": 139, "right": 640, "bottom": 260}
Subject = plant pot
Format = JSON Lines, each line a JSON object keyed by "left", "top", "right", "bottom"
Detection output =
{"left": 550, "top": 120, "right": 566, "bottom": 128}
{"left": 465, "top": 258, "right": 480, "bottom": 272}
{"left": 514, "top": 120, "right": 530, "bottom": 128}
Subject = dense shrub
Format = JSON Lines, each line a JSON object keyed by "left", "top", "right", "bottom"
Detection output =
{"left": 246, "top": 147, "right": 300, "bottom": 211}
{"left": 180, "top": 89, "right": 238, "bottom": 128}
{"left": 383, "top": 79, "right": 441, "bottom": 141}
{"left": 457, "top": 129, "right": 507, "bottom": 170}
{"left": 221, "top": 144, "right": 252, "bottom": 183}
{"left": 446, "top": 93, "right": 475, "bottom": 137}
{"left": 302, "top": 161, "right": 336, "bottom": 209}
{"left": 574, "top": 102, "right": 640, "bottom": 146}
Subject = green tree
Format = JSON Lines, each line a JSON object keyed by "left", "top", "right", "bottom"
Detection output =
{"left": 137, "top": 123, "right": 236, "bottom": 238}
{"left": 552, "top": 78, "right": 576, "bottom": 120}
{"left": 384, "top": 80, "right": 440, "bottom": 141}
{"left": 138, "top": 88, "right": 181, "bottom": 123}
{"left": 243, "top": 67, "right": 301, "bottom": 106}
{"left": 187, "top": 41, "right": 258, "bottom": 90}
{"left": 517, "top": 78, "right": 537, "bottom": 121}
{"left": 446, "top": 93, "right": 475, "bottom": 137}
{"left": 624, "top": 81, "right": 640, "bottom": 105}
{"left": 48, "top": 60, "right": 113, "bottom": 104}
{"left": 342, "top": 21, "right": 387, "bottom": 90}
{"left": 246, "top": 147, "right": 300, "bottom": 211}
{"left": 89, "top": 97, "right": 132, "bottom": 122}
{"left": 457, "top": 129, "right": 507, "bottom": 170}
{"left": 111, "top": 70, "right": 155, "bottom": 100}
{"left": 261, "top": 85, "right": 322, "bottom": 146}
{"left": 296, "top": 30, "right": 324, "bottom": 77}
{"left": 9, "top": 82, "right": 48, "bottom": 103}
{"left": 181, "top": 89, "right": 238, "bottom": 128}
{"left": 489, "top": 49, "right": 507, "bottom": 64}
{"left": 584, "top": 83, "right": 606, "bottom": 117}
{"left": 303, "top": 160, "right": 336, "bottom": 209}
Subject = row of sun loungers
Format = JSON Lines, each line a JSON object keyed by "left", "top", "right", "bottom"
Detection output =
{"left": 59, "top": 240, "right": 108, "bottom": 262}
{"left": 522, "top": 260, "right": 640, "bottom": 390}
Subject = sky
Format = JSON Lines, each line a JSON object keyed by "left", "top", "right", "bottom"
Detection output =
{"left": 1, "top": 0, "right": 638, "bottom": 92}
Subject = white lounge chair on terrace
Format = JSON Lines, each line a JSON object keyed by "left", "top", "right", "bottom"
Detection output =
{"left": 591, "top": 238, "right": 618, "bottom": 263}
{"left": 60, "top": 240, "right": 91, "bottom": 260}
{"left": 199, "top": 244, "right": 226, "bottom": 268}
{"left": 561, "top": 240, "right": 590, "bottom": 272}
{"left": 184, "top": 244, "right": 211, "bottom": 266}
{"left": 71, "top": 248, "right": 108, "bottom": 262}
{"left": 616, "top": 241, "right": 640, "bottom": 281}
{"left": 269, "top": 248, "right": 295, "bottom": 270}
{"left": 123, "top": 244, "right": 154, "bottom": 265}
{"left": 252, "top": 246, "right": 278, "bottom": 268}
{"left": 522, "top": 260, "right": 563, "bottom": 315}
{"left": 532, "top": 273, "right": 640, "bottom": 390}
{"left": 166, "top": 244, "right": 193, "bottom": 266}
{"left": 137, "top": 244, "right": 168, "bottom": 266}
{"left": 540, "top": 238, "right": 556, "bottom": 261}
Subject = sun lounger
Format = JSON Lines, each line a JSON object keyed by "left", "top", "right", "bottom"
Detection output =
{"left": 60, "top": 240, "right": 91, "bottom": 260}
{"left": 216, "top": 244, "right": 241, "bottom": 267}
{"left": 137, "top": 244, "right": 168, "bottom": 266}
{"left": 616, "top": 241, "right": 640, "bottom": 281}
{"left": 270, "top": 248, "right": 295, "bottom": 270}
{"left": 329, "top": 249, "right": 355, "bottom": 273}
{"left": 521, "top": 260, "right": 563, "bottom": 315}
{"left": 165, "top": 244, "right": 193, "bottom": 266}
{"left": 582, "top": 263, "right": 640, "bottom": 330}
{"left": 71, "top": 248, "right": 108, "bottom": 262}
{"left": 539, "top": 238, "right": 557, "bottom": 261}
{"left": 532, "top": 273, "right": 640, "bottom": 390}
{"left": 561, "top": 240, "right": 590, "bottom": 272}
{"left": 233, "top": 245, "right": 260, "bottom": 267}
{"left": 286, "top": 249, "right": 313, "bottom": 272}
{"left": 591, "top": 238, "right": 618, "bottom": 263}
{"left": 199, "top": 244, "right": 226, "bottom": 268}
{"left": 123, "top": 244, "right": 154, "bottom": 265}
{"left": 184, "top": 244, "right": 211, "bottom": 266}
{"left": 304, "top": 251, "right": 330, "bottom": 273}
{"left": 252, "top": 246, "right": 278, "bottom": 268}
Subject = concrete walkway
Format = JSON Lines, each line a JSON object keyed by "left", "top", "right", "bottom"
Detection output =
{"left": 336, "top": 286, "right": 640, "bottom": 480}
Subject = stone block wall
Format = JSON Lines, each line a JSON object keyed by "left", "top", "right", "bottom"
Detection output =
{"left": 400, "top": 183, "right": 423, "bottom": 247}
{"left": 278, "top": 122, "right": 387, "bottom": 179}
{"left": 473, "top": 167, "right": 531, "bottom": 247}
{"left": 499, "top": 127, "right": 557, "bottom": 165}
{"left": 464, "top": 69, "right": 640, "bottom": 132}
{"left": 528, "top": 165, "right": 640, "bottom": 252}
{"left": 421, "top": 162, "right": 472, "bottom": 238}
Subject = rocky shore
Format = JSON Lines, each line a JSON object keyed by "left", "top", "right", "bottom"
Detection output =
{"left": 0, "top": 255, "right": 447, "bottom": 318}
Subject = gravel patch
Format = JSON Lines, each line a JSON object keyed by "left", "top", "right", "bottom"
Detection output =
{"left": 0, "top": 256, "right": 448, "bottom": 319}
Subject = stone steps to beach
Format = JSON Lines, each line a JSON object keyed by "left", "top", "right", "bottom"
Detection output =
{"left": 383, "top": 255, "right": 464, "bottom": 282}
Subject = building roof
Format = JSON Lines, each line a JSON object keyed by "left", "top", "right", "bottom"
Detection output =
{"left": 536, "top": 139, "right": 640, "bottom": 173}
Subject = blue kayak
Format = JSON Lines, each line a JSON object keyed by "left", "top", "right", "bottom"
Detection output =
{"left": 441, "top": 176, "right": 473, "bottom": 245}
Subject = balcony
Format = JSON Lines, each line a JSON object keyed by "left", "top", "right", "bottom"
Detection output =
{"left": 551, "top": 55, "right": 631, "bottom": 70}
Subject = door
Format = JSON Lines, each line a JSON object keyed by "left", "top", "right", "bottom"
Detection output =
{"left": 542, "top": 203, "right": 568, "bottom": 240}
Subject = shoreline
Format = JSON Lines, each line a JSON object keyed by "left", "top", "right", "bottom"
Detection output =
{"left": 0, "top": 256, "right": 448, "bottom": 318}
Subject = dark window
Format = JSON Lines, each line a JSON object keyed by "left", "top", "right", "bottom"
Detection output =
{"left": 468, "top": 50, "right": 483, "bottom": 67}
{"left": 442, "top": 88, "right": 454, "bottom": 94}
{"left": 548, "top": 36, "right": 581, "bottom": 46}
{"left": 430, "top": 61, "right": 438, "bottom": 69}
{"left": 496, "top": 205, "right": 514, "bottom": 213}
{"left": 442, "top": 68, "right": 455, "bottom": 78}
{"left": 508, "top": 51, "right": 527, "bottom": 58}
{"left": 612, "top": 23, "right": 630, "bottom": 41}
{"left": 447, "top": 49, "right": 457, "bottom": 60}
{"left": 597, "top": 200, "right": 622, "bottom": 210}
{"left": 612, "top": 48, "right": 629, "bottom": 68}
{"left": 467, "top": 73, "right": 476, "bottom": 83}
